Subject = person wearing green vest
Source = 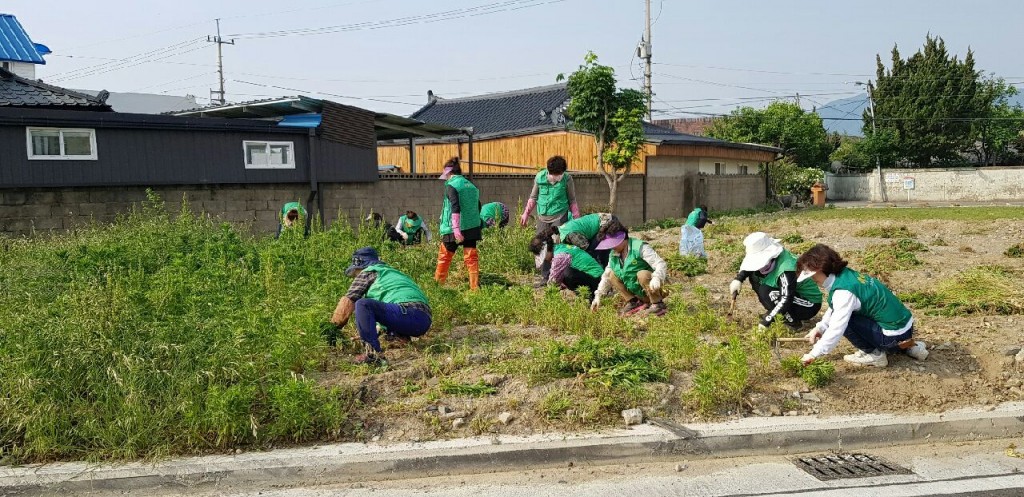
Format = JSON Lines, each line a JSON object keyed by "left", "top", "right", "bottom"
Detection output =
{"left": 276, "top": 201, "right": 307, "bottom": 238}
{"left": 685, "top": 205, "right": 713, "bottom": 229}
{"left": 519, "top": 156, "right": 581, "bottom": 284}
{"left": 395, "top": 210, "right": 432, "bottom": 245}
{"left": 528, "top": 230, "right": 603, "bottom": 295}
{"left": 796, "top": 244, "right": 928, "bottom": 369}
{"left": 480, "top": 202, "right": 510, "bottom": 228}
{"left": 729, "top": 232, "right": 823, "bottom": 329}
{"left": 434, "top": 157, "right": 483, "bottom": 290}
{"left": 330, "top": 247, "right": 432, "bottom": 365}
{"left": 590, "top": 230, "right": 670, "bottom": 317}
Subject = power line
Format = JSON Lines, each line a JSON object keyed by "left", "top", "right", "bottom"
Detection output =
{"left": 49, "top": 53, "right": 217, "bottom": 69}
{"left": 47, "top": 38, "right": 207, "bottom": 82}
{"left": 231, "top": 79, "right": 423, "bottom": 106}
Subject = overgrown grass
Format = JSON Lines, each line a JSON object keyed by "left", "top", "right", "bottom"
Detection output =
{"left": 902, "top": 266, "right": 1024, "bottom": 316}
{"left": 781, "top": 357, "right": 836, "bottom": 388}
{"left": 1006, "top": 243, "right": 1024, "bottom": 258}
{"left": 688, "top": 337, "right": 748, "bottom": 416}
{"left": 854, "top": 225, "right": 916, "bottom": 238}
{"left": 665, "top": 254, "right": 708, "bottom": 276}
{"left": 860, "top": 238, "right": 926, "bottom": 276}
{"left": 537, "top": 337, "right": 667, "bottom": 389}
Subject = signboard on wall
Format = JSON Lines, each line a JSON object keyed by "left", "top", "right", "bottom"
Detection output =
{"left": 885, "top": 173, "right": 901, "bottom": 183}
{"left": 903, "top": 177, "right": 916, "bottom": 190}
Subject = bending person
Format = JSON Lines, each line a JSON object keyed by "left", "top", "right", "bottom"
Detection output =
{"left": 529, "top": 230, "right": 603, "bottom": 296}
{"left": 434, "top": 157, "right": 483, "bottom": 290}
{"left": 796, "top": 244, "right": 928, "bottom": 368}
{"left": 277, "top": 201, "right": 306, "bottom": 238}
{"left": 481, "top": 202, "right": 510, "bottom": 228}
{"left": 331, "top": 247, "right": 432, "bottom": 365}
{"left": 730, "top": 232, "right": 822, "bottom": 329}
{"left": 396, "top": 210, "right": 432, "bottom": 245}
{"left": 590, "top": 229, "right": 669, "bottom": 317}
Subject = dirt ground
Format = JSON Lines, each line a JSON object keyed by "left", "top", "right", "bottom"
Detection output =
{"left": 320, "top": 214, "right": 1024, "bottom": 444}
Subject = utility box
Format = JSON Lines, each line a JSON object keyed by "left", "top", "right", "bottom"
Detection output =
{"left": 811, "top": 182, "right": 827, "bottom": 207}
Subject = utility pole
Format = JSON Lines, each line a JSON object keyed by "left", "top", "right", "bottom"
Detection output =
{"left": 207, "top": 19, "right": 235, "bottom": 106}
{"left": 857, "top": 80, "right": 888, "bottom": 202}
{"left": 642, "top": 0, "right": 653, "bottom": 121}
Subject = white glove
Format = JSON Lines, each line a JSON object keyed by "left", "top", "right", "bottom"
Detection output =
{"left": 649, "top": 276, "right": 662, "bottom": 292}
{"left": 590, "top": 298, "right": 600, "bottom": 312}
{"left": 399, "top": 231, "right": 409, "bottom": 241}
{"left": 729, "top": 279, "right": 742, "bottom": 299}
{"left": 801, "top": 353, "right": 816, "bottom": 365}
{"left": 805, "top": 328, "right": 822, "bottom": 345}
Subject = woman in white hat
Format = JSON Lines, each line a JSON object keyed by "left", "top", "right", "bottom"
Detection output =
{"left": 729, "top": 232, "right": 823, "bottom": 329}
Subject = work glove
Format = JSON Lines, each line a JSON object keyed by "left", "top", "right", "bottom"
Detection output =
{"left": 649, "top": 276, "right": 662, "bottom": 292}
{"left": 590, "top": 298, "right": 600, "bottom": 312}
{"left": 801, "top": 353, "right": 815, "bottom": 366}
{"left": 451, "top": 213, "right": 464, "bottom": 242}
{"left": 805, "top": 328, "right": 823, "bottom": 345}
{"left": 519, "top": 199, "right": 537, "bottom": 227}
{"left": 570, "top": 202, "right": 581, "bottom": 220}
{"left": 729, "top": 279, "right": 742, "bottom": 299}
{"left": 399, "top": 231, "right": 409, "bottom": 241}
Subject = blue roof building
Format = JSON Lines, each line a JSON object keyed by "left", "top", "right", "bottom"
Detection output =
{"left": 0, "top": 14, "right": 51, "bottom": 79}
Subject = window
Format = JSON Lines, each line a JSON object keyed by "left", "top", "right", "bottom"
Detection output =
{"left": 244, "top": 141, "right": 295, "bottom": 169}
{"left": 739, "top": 165, "right": 749, "bottom": 175}
{"left": 26, "top": 127, "right": 97, "bottom": 160}
{"left": 714, "top": 162, "right": 723, "bottom": 175}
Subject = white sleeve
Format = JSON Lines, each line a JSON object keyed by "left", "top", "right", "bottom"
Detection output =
{"left": 592, "top": 267, "right": 614, "bottom": 305}
{"left": 394, "top": 217, "right": 404, "bottom": 232}
{"left": 640, "top": 244, "right": 669, "bottom": 282}
{"left": 422, "top": 222, "right": 432, "bottom": 241}
{"left": 809, "top": 290, "right": 860, "bottom": 357}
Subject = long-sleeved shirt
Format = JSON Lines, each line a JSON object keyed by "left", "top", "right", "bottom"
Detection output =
{"left": 735, "top": 267, "right": 799, "bottom": 328}
{"left": 345, "top": 270, "right": 432, "bottom": 314}
{"left": 394, "top": 217, "right": 432, "bottom": 242}
{"left": 529, "top": 175, "right": 577, "bottom": 224}
{"left": 592, "top": 243, "right": 668, "bottom": 304}
{"left": 808, "top": 274, "right": 914, "bottom": 358}
{"left": 548, "top": 252, "right": 572, "bottom": 285}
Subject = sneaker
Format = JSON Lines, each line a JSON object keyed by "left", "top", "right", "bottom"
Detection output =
{"left": 354, "top": 352, "right": 385, "bottom": 365}
{"left": 646, "top": 301, "right": 668, "bottom": 317}
{"left": 620, "top": 298, "right": 649, "bottom": 317}
{"left": 843, "top": 349, "right": 888, "bottom": 367}
{"left": 906, "top": 340, "right": 929, "bottom": 361}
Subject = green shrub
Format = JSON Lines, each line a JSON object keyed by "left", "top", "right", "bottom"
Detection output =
{"left": 1006, "top": 243, "right": 1024, "bottom": 258}
{"left": 665, "top": 254, "right": 708, "bottom": 276}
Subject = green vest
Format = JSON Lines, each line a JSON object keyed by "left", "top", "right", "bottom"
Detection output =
{"left": 554, "top": 244, "right": 604, "bottom": 278}
{"left": 609, "top": 238, "right": 654, "bottom": 297}
{"left": 363, "top": 264, "right": 429, "bottom": 306}
{"left": 397, "top": 215, "right": 422, "bottom": 236}
{"left": 828, "top": 267, "right": 912, "bottom": 331}
{"left": 685, "top": 208, "right": 703, "bottom": 227}
{"left": 281, "top": 201, "right": 306, "bottom": 219}
{"left": 754, "top": 249, "right": 823, "bottom": 303}
{"left": 558, "top": 213, "right": 601, "bottom": 241}
{"left": 439, "top": 175, "right": 481, "bottom": 235}
{"left": 480, "top": 202, "right": 504, "bottom": 227}
{"left": 535, "top": 170, "right": 569, "bottom": 216}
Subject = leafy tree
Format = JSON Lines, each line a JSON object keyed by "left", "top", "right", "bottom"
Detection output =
{"left": 869, "top": 35, "right": 988, "bottom": 166}
{"left": 969, "top": 77, "right": 1024, "bottom": 165}
{"left": 705, "top": 101, "right": 832, "bottom": 169}
{"left": 560, "top": 52, "right": 648, "bottom": 211}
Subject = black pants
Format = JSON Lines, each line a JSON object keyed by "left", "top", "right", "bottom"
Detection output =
{"left": 562, "top": 268, "right": 600, "bottom": 296}
{"left": 751, "top": 280, "right": 821, "bottom": 327}
{"left": 442, "top": 226, "right": 481, "bottom": 252}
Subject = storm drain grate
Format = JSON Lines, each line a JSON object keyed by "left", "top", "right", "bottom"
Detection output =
{"left": 793, "top": 453, "right": 913, "bottom": 481}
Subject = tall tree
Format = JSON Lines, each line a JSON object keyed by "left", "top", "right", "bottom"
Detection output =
{"left": 969, "top": 77, "right": 1024, "bottom": 165}
{"left": 868, "top": 35, "right": 987, "bottom": 166}
{"left": 561, "top": 52, "right": 647, "bottom": 211}
{"left": 705, "top": 101, "right": 832, "bottom": 169}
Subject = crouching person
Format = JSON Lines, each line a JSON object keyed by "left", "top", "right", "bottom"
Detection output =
{"left": 529, "top": 230, "right": 603, "bottom": 296}
{"left": 589, "top": 230, "right": 669, "bottom": 317}
{"left": 331, "top": 247, "right": 432, "bottom": 365}
{"left": 796, "top": 244, "right": 927, "bottom": 368}
{"left": 730, "top": 232, "right": 823, "bottom": 329}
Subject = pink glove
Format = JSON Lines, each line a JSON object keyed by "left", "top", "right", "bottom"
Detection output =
{"left": 451, "top": 213, "right": 464, "bottom": 242}
{"left": 519, "top": 199, "right": 537, "bottom": 227}
{"left": 570, "top": 202, "right": 581, "bottom": 219}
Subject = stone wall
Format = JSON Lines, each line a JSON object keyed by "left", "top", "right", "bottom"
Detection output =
{"left": 826, "top": 166, "right": 1024, "bottom": 202}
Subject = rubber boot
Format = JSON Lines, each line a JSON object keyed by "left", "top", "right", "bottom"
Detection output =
{"left": 434, "top": 244, "right": 454, "bottom": 284}
{"left": 464, "top": 247, "right": 480, "bottom": 291}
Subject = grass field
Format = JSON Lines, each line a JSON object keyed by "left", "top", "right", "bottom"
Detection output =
{"left": 1, "top": 198, "right": 1022, "bottom": 464}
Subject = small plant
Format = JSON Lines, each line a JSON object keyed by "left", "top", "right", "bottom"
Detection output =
{"left": 665, "top": 253, "right": 708, "bottom": 276}
{"left": 438, "top": 380, "right": 497, "bottom": 397}
{"left": 1006, "top": 243, "right": 1024, "bottom": 258}
{"left": 854, "top": 225, "right": 916, "bottom": 238}
{"left": 538, "top": 390, "right": 574, "bottom": 420}
{"left": 931, "top": 237, "right": 948, "bottom": 247}
{"left": 780, "top": 356, "right": 836, "bottom": 388}
{"left": 539, "top": 337, "right": 667, "bottom": 389}
{"left": 781, "top": 233, "right": 804, "bottom": 244}
{"left": 688, "top": 337, "right": 748, "bottom": 415}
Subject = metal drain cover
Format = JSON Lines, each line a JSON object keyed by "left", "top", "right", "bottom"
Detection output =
{"left": 794, "top": 453, "right": 913, "bottom": 481}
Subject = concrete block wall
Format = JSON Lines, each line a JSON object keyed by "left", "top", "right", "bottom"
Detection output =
{"left": 826, "top": 166, "right": 1024, "bottom": 202}
{"left": 699, "top": 174, "right": 767, "bottom": 212}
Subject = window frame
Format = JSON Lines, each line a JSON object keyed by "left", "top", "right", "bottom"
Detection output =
{"left": 714, "top": 162, "right": 723, "bottom": 175}
{"left": 243, "top": 140, "right": 296, "bottom": 170}
{"left": 26, "top": 127, "right": 98, "bottom": 161}
{"left": 739, "top": 165, "right": 749, "bottom": 175}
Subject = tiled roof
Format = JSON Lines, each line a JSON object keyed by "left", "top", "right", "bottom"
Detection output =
{"left": 0, "top": 14, "right": 50, "bottom": 64}
{"left": 652, "top": 117, "right": 718, "bottom": 136}
{"left": 410, "top": 84, "right": 570, "bottom": 136}
{"left": 0, "top": 68, "right": 110, "bottom": 109}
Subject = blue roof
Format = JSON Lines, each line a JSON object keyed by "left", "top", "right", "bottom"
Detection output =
{"left": 0, "top": 14, "right": 48, "bottom": 64}
{"left": 278, "top": 113, "right": 322, "bottom": 128}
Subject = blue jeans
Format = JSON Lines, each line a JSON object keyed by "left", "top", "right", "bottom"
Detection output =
{"left": 843, "top": 314, "right": 913, "bottom": 354}
{"left": 355, "top": 299, "right": 432, "bottom": 353}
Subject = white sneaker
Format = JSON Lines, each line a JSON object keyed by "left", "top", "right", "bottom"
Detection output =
{"left": 906, "top": 340, "right": 929, "bottom": 361}
{"left": 843, "top": 349, "right": 888, "bottom": 367}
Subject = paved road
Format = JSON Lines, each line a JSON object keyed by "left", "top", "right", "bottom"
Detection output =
{"left": 184, "top": 439, "right": 1024, "bottom": 497}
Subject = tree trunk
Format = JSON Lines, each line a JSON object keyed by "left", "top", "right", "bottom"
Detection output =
{"left": 608, "top": 178, "right": 618, "bottom": 213}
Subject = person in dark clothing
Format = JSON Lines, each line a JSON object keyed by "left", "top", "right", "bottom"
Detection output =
{"left": 366, "top": 212, "right": 404, "bottom": 243}
{"left": 729, "top": 232, "right": 822, "bottom": 329}
{"left": 434, "top": 157, "right": 482, "bottom": 290}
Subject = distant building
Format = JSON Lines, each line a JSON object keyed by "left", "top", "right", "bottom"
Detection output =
{"left": 0, "top": 13, "right": 51, "bottom": 80}
{"left": 651, "top": 117, "right": 719, "bottom": 137}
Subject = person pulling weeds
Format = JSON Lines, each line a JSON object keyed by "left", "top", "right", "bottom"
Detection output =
{"left": 730, "top": 232, "right": 823, "bottom": 329}
{"left": 796, "top": 244, "right": 928, "bottom": 368}
{"left": 529, "top": 229, "right": 603, "bottom": 296}
{"left": 480, "top": 202, "right": 510, "bottom": 228}
{"left": 277, "top": 201, "right": 306, "bottom": 238}
{"left": 589, "top": 228, "right": 669, "bottom": 317}
{"left": 331, "top": 247, "right": 432, "bottom": 365}
{"left": 396, "top": 210, "right": 432, "bottom": 245}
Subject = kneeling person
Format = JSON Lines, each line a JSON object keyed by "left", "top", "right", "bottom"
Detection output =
{"left": 590, "top": 231, "right": 669, "bottom": 316}
{"left": 529, "top": 232, "right": 603, "bottom": 296}
{"left": 331, "top": 247, "right": 432, "bottom": 365}
{"left": 730, "top": 232, "right": 822, "bottom": 329}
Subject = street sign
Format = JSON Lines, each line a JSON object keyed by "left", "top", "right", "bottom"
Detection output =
{"left": 903, "top": 177, "right": 915, "bottom": 190}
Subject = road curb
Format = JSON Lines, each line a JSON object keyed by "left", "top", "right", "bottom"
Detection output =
{"left": 2, "top": 403, "right": 1022, "bottom": 495}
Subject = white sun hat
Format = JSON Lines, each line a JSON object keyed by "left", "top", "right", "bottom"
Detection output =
{"left": 739, "top": 232, "right": 784, "bottom": 272}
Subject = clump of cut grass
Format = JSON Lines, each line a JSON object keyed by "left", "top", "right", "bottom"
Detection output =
{"left": 538, "top": 337, "right": 667, "bottom": 389}
{"left": 781, "top": 356, "right": 836, "bottom": 388}
{"left": 438, "top": 380, "right": 497, "bottom": 397}
{"left": 665, "top": 253, "right": 708, "bottom": 277}
{"left": 854, "top": 225, "right": 916, "bottom": 238}
{"left": 688, "top": 337, "right": 748, "bottom": 415}
{"left": 780, "top": 233, "right": 804, "bottom": 244}
{"left": 901, "top": 266, "right": 1024, "bottom": 316}
{"left": 1006, "top": 242, "right": 1024, "bottom": 258}
{"left": 931, "top": 237, "right": 949, "bottom": 247}
{"left": 860, "top": 238, "right": 925, "bottom": 276}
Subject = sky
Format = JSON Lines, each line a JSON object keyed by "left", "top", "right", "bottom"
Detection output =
{"left": 7, "top": 0, "right": 1024, "bottom": 118}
